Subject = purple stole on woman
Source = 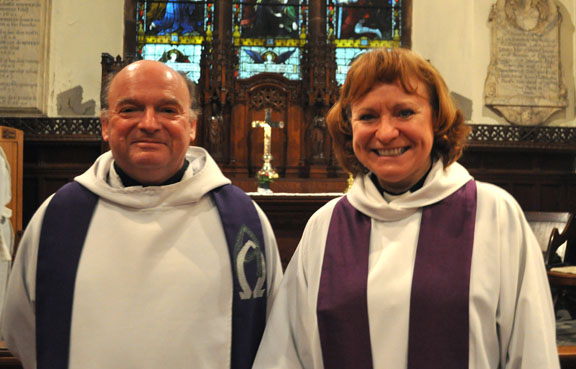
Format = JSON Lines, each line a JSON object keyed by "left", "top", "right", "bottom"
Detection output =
{"left": 317, "top": 180, "right": 477, "bottom": 369}
{"left": 36, "top": 181, "right": 267, "bottom": 369}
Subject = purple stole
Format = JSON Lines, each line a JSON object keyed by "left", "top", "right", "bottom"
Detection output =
{"left": 36, "top": 182, "right": 267, "bottom": 369}
{"left": 317, "top": 180, "right": 477, "bottom": 369}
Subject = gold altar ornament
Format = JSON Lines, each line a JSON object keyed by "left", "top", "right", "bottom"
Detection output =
{"left": 251, "top": 108, "right": 285, "bottom": 192}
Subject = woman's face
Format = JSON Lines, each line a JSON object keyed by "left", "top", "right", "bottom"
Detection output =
{"left": 350, "top": 80, "right": 435, "bottom": 194}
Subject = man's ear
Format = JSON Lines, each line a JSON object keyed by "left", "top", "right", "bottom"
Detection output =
{"left": 101, "top": 111, "right": 110, "bottom": 142}
{"left": 189, "top": 118, "right": 197, "bottom": 142}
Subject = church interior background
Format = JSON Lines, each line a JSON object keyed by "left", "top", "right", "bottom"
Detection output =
{"left": 0, "top": 0, "right": 576, "bottom": 367}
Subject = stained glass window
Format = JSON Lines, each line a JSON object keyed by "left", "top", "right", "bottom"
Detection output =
{"left": 136, "top": 0, "right": 214, "bottom": 83}
{"left": 328, "top": 0, "right": 402, "bottom": 85}
{"left": 232, "top": 0, "right": 308, "bottom": 80}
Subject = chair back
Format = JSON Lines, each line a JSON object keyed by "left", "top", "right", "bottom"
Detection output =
{"left": 525, "top": 212, "right": 570, "bottom": 253}
{"left": 544, "top": 213, "right": 576, "bottom": 268}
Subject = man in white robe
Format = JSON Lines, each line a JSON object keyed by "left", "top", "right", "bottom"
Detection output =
{"left": 2, "top": 60, "right": 283, "bottom": 369}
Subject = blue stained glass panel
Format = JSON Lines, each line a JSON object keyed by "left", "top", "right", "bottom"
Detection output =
{"left": 335, "top": 48, "right": 364, "bottom": 85}
{"left": 233, "top": 0, "right": 307, "bottom": 80}
{"left": 238, "top": 1, "right": 301, "bottom": 39}
{"left": 147, "top": 1, "right": 204, "bottom": 35}
{"left": 238, "top": 47, "right": 301, "bottom": 80}
{"left": 141, "top": 44, "right": 203, "bottom": 82}
{"left": 136, "top": 0, "right": 213, "bottom": 83}
{"left": 334, "top": 0, "right": 396, "bottom": 40}
{"left": 329, "top": 0, "right": 401, "bottom": 85}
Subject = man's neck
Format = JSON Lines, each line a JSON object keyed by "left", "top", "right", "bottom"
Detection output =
{"left": 114, "top": 160, "right": 190, "bottom": 187}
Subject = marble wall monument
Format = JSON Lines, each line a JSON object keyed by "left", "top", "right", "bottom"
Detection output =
{"left": 484, "top": 0, "right": 567, "bottom": 126}
{"left": 0, "top": 0, "right": 49, "bottom": 114}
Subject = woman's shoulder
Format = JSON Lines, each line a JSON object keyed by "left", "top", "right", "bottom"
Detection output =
{"left": 295, "top": 197, "right": 343, "bottom": 252}
{"left": 301, "top": 197, "right": 343, "bottom": 234}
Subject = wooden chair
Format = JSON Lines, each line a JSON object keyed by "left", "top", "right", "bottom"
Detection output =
{"left": 544, "top": 212, "right": 576, "bottom": 317}
{"left": 526, "top": 212, "right": 576, "bottom": 368}
{"left": 525, "top": 212, "right": 571, "bottom": 254}
{"left": 546, "top": 212, "right": 576, "bottom": 266}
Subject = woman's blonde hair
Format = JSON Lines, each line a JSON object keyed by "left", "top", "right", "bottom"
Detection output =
{"left": 326, "top": 48, "right": 469, "bottom": 175}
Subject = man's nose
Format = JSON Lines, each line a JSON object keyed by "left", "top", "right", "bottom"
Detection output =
{"left": 375, "top": 116, "right": 399, "bottom": 142}
{"left": 139, "top": 107, "right": 161, "bottom": 132}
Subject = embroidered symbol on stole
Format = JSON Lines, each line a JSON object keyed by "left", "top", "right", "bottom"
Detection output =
{"left": 234, "top": 225, "right": 266, "bottom": 300}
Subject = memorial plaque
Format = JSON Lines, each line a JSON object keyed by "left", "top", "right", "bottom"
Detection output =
{"left": 484, "top": 0, "right": 567, "bottom": 125}
{"left": 0, "top": 0, "right": 49, "bottom": 114}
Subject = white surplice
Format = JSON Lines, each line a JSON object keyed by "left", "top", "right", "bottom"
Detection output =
{"left": 254, "top": 160, "right": 560, "bottom": 369}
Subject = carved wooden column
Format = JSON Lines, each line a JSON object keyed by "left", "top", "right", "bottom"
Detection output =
{"left": 301, "top": 0, "right": 340, "bottom": 177}
{"left": 100, "top": 53, "right": 129, "bottom": 108}
{"left": 200, "top": 0, "right": 236, "bottom": 164}
{"left": 401, "top": 0, "right": 413, "bottom": 49}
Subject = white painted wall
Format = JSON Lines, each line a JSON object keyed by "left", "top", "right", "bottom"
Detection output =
{"left": 413, "top": 0, "right": 576, "bottom": 126}
{"left": 43, "top": 0, "right": 575, "bottom": 127}
{"left": 46, "top": 0, "right": 124, "bottom": 117}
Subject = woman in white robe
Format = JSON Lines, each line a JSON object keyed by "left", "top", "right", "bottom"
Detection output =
{"left": 253, "top": 48, "right": 560, "bottom": 369}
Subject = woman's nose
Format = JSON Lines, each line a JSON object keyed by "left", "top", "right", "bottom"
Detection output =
{"left": 374, "top": 116, "right": 399, "bottom": 142}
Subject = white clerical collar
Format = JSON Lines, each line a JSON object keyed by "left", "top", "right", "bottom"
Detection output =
{"left": 381, "top": 190, "right": 413, "bottom": 203}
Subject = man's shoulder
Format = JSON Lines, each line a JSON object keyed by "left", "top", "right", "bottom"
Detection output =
{"left": 50, "top": 182, "right": 98, "bottom": 204}
{"left": 211, "top": 183, "right": 253, "bottom": 202}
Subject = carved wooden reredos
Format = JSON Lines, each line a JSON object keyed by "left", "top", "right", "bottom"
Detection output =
{"left": 197, "top": 1, "right": 343, "bottom": 191}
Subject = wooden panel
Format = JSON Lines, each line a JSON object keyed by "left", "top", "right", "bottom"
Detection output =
{"left": 231, "top": 177, "right": 348, "bottom": 194}
{"left": 460, "top": 146, "right": 576, "bottom": 212}
{"left": 0, "top": 127, "right": 23, "bottom": 243}
{"left": 22, "top": 140, "right": 102, "bottom": 228}
{"left": 541, "top": 184, "right": 568, "bottom": 212}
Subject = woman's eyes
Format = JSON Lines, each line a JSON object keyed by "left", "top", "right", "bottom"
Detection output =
{"left": 355, "top": 109, "right": 415, "bottom": 121}
{"left": 358, "top": 113, "right": 377, "bottom": 121}
{"left": 397, "top": 109, "right": 415, "bottom": 119}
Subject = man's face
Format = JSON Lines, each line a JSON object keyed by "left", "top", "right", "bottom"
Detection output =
{"left": 101, "top": 61, "right": 196, "bottom": 185}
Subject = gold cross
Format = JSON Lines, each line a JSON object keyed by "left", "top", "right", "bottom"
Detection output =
{"left": 251, "top": 108, "right": 285, "bottom": 186}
